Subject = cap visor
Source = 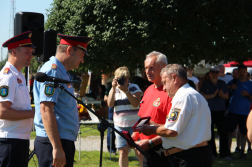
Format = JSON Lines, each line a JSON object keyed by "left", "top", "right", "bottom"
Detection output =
{"left": 22, "top": 44, "right": 36, "bottom": 48}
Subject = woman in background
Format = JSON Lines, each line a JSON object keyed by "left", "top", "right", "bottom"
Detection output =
{"left": 108, "top": 66, "right": 143, "bottom": 167}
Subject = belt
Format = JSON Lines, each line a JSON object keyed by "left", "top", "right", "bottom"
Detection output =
{"left": 164, "top": 141, "right": 207, "bottom": 156}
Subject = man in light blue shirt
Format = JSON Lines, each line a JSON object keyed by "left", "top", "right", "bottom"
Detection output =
{"left": 33, "top": 34, "right": 92, "bottom": 167}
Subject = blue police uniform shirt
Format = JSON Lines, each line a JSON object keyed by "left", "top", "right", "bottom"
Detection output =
{"left": 227, "top": 79, "right": 252, "bottom": 115}
{"left": 33, "top": 56, "right": 79, "bottom": 141}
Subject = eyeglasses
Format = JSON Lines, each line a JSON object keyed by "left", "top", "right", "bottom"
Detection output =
{"left": 211, "top": 71, "right": 219, "bottom": 74}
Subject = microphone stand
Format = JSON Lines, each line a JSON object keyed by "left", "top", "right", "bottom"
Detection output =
{"left": 54, "top": 82, "right": 151, "bottom": 167}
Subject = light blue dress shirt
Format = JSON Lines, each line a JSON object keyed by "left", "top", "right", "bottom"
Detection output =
{"left": 33, "top": 56, "right": 79, "bottom": 141}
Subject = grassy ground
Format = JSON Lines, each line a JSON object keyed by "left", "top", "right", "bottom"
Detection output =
{"left": 29, "top": 127, "right": 250, "bottom": 166}
{"left": 28, "top": 149, "right": 252, "bottom": 167}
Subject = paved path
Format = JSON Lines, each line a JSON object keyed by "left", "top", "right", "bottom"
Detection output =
{"left": 30, "top": 136, "right": 109, "bottom": 152}
{"left": 30, "top": 137, "right": 238, "bottom": 152}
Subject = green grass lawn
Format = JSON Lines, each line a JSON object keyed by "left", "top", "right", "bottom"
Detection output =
{"left": 28, "top": 149, "right": 252, "bottom": 167}
{"left": 28, "top": 127, "right": 250, "bottom": 166}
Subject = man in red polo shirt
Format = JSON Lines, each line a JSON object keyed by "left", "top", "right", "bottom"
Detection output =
{"left": 132, "top": 51, "right": 172, "bottom": 167}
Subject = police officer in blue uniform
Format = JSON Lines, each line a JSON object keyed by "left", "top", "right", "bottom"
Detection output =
{"left": 33, "top": 34, "right": 92, "bottom": 167}
{"left": 0, "top": 31, "right": 35, "bottom": 167}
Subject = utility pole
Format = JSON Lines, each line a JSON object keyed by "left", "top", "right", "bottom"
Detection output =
{"left": 9, "top": 0, "right": 16, "bottom": 38}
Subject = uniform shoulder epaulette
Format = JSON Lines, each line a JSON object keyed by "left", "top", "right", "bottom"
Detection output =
{"left": 3, "top": 68, "right": 10, "bottom": 74}
{"left": 51, "top": 64, "right": 57, "bottom": 69}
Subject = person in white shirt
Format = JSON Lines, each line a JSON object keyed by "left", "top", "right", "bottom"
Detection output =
{"left": 139, "top": 64, "right": 212, "bottom": 167}
{"left": 187, "top": 67, "right": 199, "bottom": 91}
{"left": 218, "top": 64, "right": 233, "bottom": 84}
{"left": 0, "top": 31, "right": 35, "bottom": 167}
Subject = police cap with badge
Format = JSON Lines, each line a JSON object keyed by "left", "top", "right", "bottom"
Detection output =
{"left": 44, "top": 34, "right": 93, "bottom": 97}
{"left": 2, "top": 31, "right": 35, "bottom": 50}
{"left": 0, "top": 31, "right": 35, "bottom": 98}
{"left": 57, "top": 34, "right": 92, "bottom": 56}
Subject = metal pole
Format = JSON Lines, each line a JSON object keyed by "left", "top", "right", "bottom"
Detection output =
{"left": 79, "top": 128, "right": 81, "bottom": 160}
{"left": 1, "top": 47, "right": 2, "bottom": 69}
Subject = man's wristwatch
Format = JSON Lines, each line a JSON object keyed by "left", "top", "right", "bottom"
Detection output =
{"left": 149, "top": 139, "right": 155, "bottom": 148}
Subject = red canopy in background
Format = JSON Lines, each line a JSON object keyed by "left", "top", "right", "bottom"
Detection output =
{"left": 223, "top": 60, "right": 252, "bottom": 67}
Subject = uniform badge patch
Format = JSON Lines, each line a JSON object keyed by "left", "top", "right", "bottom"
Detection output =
{"left": 153, "top": 98, "right": 161, "bottom": 107}
{"left": 17, "top": 78, "right": 22, "bottom": 84}
{"left": 66, "top": 83, "right": 72, "bottom": 88}
{"left": 44, "top": 84, "right": 55, "bottom": 96}
{"left": 51, "top": 64, "right": 57, "bottom": 69}
{"left": 3, "top": 68, "right": 9, "bottom": 74}
{"left": 0, "top": 86, "right": 9, "bottom": 98}
{"left": 168, "top": 108, "right": 181, "bottom": 123}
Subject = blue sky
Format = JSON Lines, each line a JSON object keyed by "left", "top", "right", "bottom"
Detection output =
{"left": 0, "top": 0, "right": 53, "bottom": 60}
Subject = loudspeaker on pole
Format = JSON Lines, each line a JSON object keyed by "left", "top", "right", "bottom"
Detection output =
{"left": 14, "top": 12, "right": 44, "bottom": 56}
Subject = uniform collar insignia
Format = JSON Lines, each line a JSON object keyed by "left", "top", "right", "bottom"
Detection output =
{"left": 51, "top": 64, "right": 57, "bottom": 69}
{"left": 3, "top": 68, "right": 9, "bottom": 74}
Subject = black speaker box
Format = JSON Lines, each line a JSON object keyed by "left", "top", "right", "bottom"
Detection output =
{"left": 14, "top": 12, "right": 44, "bottom": 56}
{"left": 36, "top": 29, "right": 57, "bottom": 63}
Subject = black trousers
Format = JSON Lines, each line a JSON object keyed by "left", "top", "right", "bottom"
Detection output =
{"left": 208, "top": 110, "right": 230, "bottom": 157}
{"left": 167, "top": 145, "right": 213, "bottom": 167}
{"left": 34, "top": 136, "right": 75, "bottom": 167}
{"left": 107, "top": 107, "right": 116, "bottom": 152}
{"left": 143, "top": 144, "right": 171, "bottom": 167}
{"left": 0, "top": 138, "right": 29, "bottom": 167}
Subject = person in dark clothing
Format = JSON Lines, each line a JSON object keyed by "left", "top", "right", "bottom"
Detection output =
{"left": 104, "top": 82, "right": 117, "bottom": 155}
{"left": 99, "top": 85, "right": 106, "bottom": 107}
{"left": 200, "top": 66, "right": 231, "bottom": 160}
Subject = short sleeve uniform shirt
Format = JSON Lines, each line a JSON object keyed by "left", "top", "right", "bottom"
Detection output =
{"left": 0, "top": 62, "right": 33, "bottom": 139}
{"left": 162, "top": 84, "right": 211, "bottom": 150}
{"left": 33, "top": 56, "right": 79, "bottom": 141}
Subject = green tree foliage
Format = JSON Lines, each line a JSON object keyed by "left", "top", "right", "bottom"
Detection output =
{"left": 29, "top": 57, "right": 43, "bottom": 74}
{"left": 0, "top": 56, "right": 8, "bottom": 70}
{"left": 45, "top": 0, "right": 252, "bottom": 75}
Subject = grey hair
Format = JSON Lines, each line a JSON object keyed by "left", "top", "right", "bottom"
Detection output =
{"left": 160, "top": 64, "right": 187, "bottom": 81}
{"left": 219, "top": 64, "right": 225, "bottom": 68}
{"left": 146, "top": 51, "right": 168, "bottom": 66}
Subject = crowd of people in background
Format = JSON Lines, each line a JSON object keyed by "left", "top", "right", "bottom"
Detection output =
{"left": 104, "top": 62, "right": 252, "bottom": 167}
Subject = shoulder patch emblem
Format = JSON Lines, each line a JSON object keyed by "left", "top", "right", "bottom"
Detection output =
{"left": 44, "top": 84, "right": 55, "bottom": 96}
{"left": 153, "top": 98, "right": 161, "bottom": 107}
{"left": 168, "top": 108, "right": 181, "bottom": 123}
{"left": 51, "top": 64, "right": 57, "bottom": 69}
{"left": 0, "top": 86, "right": 9, "bottom": 98}
{"left": 3, "top": 68, "right": 9, "bottom": 74}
